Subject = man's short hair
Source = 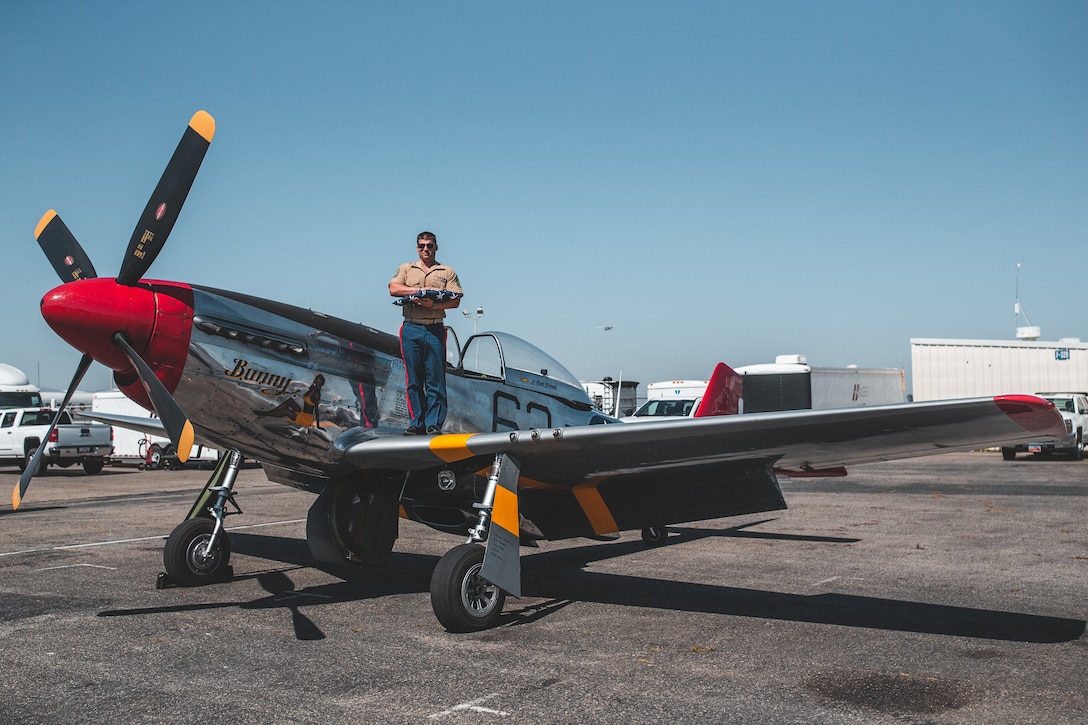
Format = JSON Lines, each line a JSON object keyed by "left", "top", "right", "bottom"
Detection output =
{"left": 417, "top": 231, "right": 437, "bottom": 244}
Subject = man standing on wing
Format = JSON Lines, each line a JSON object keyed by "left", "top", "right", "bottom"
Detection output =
{"left": 389, "top": 231, "right": 462, "bottom": 435}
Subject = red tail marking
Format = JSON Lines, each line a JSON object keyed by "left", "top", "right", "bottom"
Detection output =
{"left": 694, "top": 362, "right": 743, "bottom": 417}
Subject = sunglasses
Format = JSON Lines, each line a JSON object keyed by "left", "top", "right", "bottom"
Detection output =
{"left": 417, "top": 243, "right": 436, "bottom": 250}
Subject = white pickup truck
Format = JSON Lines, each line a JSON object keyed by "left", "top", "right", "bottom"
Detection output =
{"left": 1001, "top": 392, "right": 1088, "bottom": 461}
{"left": 0, "top": 407, "right": 114, "bottom": 474}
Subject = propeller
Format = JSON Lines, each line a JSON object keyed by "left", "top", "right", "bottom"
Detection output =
{"left": 36, "top": 210, "right": 98, "bottom": 282}
{"left": 13, "top": 354, "right": 93, "bottom": 510}
{"left": 14, "top": 111, "right": 215, "bottom": 510}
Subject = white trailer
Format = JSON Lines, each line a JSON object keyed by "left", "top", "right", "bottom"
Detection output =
{"left": 90, "top": 391, "right": 220, "bottom": 466}
{"left": 625, "top": 357, "right": 903, "bottom": 421}
{"left": 736, "top": 355, "right": 904, "bottom": 413}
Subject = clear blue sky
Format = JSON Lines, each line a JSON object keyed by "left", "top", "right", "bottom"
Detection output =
{"left": 2, "top": 1, "right": 1085, "bottom": 394}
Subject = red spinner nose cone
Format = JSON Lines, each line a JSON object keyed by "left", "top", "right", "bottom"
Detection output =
{"left": 40, "top": 278, "right": 156, "bottom": 372}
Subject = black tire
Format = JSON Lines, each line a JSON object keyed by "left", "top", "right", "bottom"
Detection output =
{"left": 163, "top": 518, "right": 231, "bottom": 586}
{"left": 82, "top": 458, "right": 104, "bottom": 475}
{"left": 642, "top": 526, "right": 668, "bottom": 546}
{"left": 148, "top": 443, "right": 163, "bottom": 470}
{"left": 1001, "top": 447, "right": 1016, "bottom": 461}
{"left": 24, "top": 447, "right": 47, "bottom": 477}
{"left": 430, "top": 544, "right": 505, "bottom": 632}
{"left": 163, "top": 444, "right": 184, "bottom": 470}
{"left": 1072, "top": 436, "right": 1084, "bottom": 461}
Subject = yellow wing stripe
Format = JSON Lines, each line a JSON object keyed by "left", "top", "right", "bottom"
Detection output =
{"left": 492, "top": 484, "right": 519, "bottom": 537}
{"left": 572, "top": 485, "right": 619, "bottom": 536}
{"left": 35, "top": 210, "right": 57, "bottom": 240}
{"left": 429, "top": 434, "right": 477, "bottom": 463}
{"left": 189, "top": 110, "right": 216, "bottom": 143}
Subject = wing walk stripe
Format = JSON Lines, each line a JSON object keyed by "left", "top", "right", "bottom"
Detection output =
{"left": 492, "top": 485, "right": 519, "bottom": 537}
{"left": 429, "top": 434, "right": 477, "bottom": 463}
{"left": 572, "top": 485, "right": 619, "bottom": 536}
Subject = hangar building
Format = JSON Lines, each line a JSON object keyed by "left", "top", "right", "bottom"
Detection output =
{"left": 910, "top": 337, "right": 1088, "bottom": 401}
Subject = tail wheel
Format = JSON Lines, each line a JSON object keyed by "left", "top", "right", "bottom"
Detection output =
{"left": 642, "top": 525, "right": 668, "bottom": 546}
{"left": 163, "top": 518, "right": 231, "bottom": 586}
{"left": 430, "top": 544, "right": 505, "bottom": 632}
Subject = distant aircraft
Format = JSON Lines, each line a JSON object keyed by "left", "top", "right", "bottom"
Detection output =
{"left": 14, "top": 111, "right": 1066, "bottom": 631}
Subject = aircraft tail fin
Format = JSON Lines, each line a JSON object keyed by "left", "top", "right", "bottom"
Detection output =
{"left": 694, "top": 362, "right": 743, "bottom": 417}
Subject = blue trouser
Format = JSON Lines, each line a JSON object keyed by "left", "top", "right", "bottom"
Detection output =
{"left": 400, "top": 322, "right": 447, "bottom": 429}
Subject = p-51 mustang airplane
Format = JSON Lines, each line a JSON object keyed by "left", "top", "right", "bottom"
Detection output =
{"left": 15, "top": 111, "right": 1066, "bottom": 632}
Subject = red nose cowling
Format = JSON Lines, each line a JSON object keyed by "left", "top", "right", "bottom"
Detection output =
{"left": 40, "top": 278, "right": 194, "bottom": 411}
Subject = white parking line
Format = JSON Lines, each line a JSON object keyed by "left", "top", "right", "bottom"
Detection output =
{"left": 429, "top": 693, "right": 509, "bottom": 719}
{"left": 0, "top": 518, "right": 306, "bottom": 558}
{"left": 811, "top": 576, "right": 865, "bottom": 587}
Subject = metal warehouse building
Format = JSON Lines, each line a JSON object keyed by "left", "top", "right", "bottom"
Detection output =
{"left": 911, "top": 338, "right": 1088, "bottom": 401}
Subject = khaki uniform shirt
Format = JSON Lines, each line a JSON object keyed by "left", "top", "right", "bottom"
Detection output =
{"left": 391, "top": 261, "right": 462, "bottom": 325}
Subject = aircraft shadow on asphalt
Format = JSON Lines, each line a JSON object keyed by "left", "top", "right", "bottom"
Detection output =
{"left": 97, "top": 524, "right": 1085, "bottom": 644}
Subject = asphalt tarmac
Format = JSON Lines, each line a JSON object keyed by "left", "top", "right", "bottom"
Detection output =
{"left": 1, "top": 452, "right": 1085, "bottom": 724}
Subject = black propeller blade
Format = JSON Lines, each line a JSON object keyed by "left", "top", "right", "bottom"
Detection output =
{"left": 35, "top": 210, "right": 98, "bottom": 282}
{"left": 12, "top": 353, "right": 94, "bottom": 510}
{"left": 117, "top": 110, "right": 215, "bottom": 286}
{"left": 111, "top": 332, "right": 194, "bottom": 463}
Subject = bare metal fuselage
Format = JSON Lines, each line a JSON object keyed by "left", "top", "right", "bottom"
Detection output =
{"left": 176, "top": 285, "right": 604, "bottom": 482}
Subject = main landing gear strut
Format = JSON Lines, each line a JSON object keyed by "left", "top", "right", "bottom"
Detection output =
{"left": 158, "top": 450, "right": 244, "bottom": 588}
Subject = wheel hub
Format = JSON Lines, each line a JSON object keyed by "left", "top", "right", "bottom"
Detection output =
{"left": 187, "top": 534, "right": 221, "bottom": 573}
{"left": 460, "top": 562, "right": 500, "bottom": 615}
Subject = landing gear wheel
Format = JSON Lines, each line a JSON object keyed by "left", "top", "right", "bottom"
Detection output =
{"left": 642, "top": 525, "right": 668, "bottom": 546}
{"left": 430, "top": 544, "right": 505, "bottom": 632}
{"left": 1001, "top": 447, "right": 1016, "bottom": 461}
{"left": 163, "top": 518, "right": 232, "bottom": 586}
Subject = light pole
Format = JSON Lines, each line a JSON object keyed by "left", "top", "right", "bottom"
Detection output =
{"left": 462, "top": 306, "right": 484, "bottom": 335}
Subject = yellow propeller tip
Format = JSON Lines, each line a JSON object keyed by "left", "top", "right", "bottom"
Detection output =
{"left": 176, "top": 421, "right": 195, "bottom": 463}
{"left": 12, "top": 485, "right": 22, "bottom": 511}
{"left": 35, "top": 210, "right": 58, "bottom": 240}
{"left": 189, "top": 111, "right": 215, "bottom": 143}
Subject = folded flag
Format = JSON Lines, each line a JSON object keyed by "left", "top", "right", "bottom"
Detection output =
{"left": 394, "top": 289, "right": 464, "bottom": 306}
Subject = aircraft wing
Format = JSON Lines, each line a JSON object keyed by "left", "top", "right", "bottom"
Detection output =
{"left": 75, "top": 411, "right": 167, "bottom": 438}
{"left": 336, "top": 395, "right": 1065, "bottom": 482}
